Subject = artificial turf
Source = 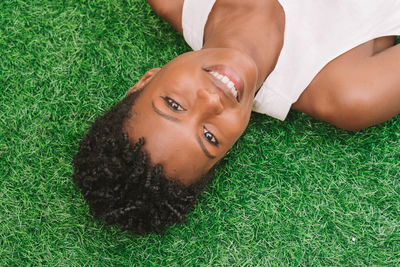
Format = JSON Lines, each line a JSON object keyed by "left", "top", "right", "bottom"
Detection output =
{"left": 0, "top": 0, "right": 399, "bottom": 265}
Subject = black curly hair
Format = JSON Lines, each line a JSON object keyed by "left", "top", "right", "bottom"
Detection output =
{"left": 73, "top": 89, "right": 217, "bottom": 235}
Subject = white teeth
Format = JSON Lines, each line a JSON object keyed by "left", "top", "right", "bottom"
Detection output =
{"left": 209, "top": 71, "right": 238, "bottom": 99}
{"left": 221, "top": 76, "right": 229, "bottom": 83}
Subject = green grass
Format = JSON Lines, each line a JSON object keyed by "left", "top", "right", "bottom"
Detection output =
{"left": 1, "top": 0, "right": 399, "bottom": 265}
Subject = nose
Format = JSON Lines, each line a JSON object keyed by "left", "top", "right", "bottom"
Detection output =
{"left": 197, "top": 88, "right": 224, "bottom": 115}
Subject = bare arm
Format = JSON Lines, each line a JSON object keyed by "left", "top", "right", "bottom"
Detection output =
{"left": 146, "top": 0, "right": 184, "bottom": 34}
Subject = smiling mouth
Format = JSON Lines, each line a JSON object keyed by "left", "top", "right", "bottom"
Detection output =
{"left": 203, "top": 65, "right": 244, "bottom": 102}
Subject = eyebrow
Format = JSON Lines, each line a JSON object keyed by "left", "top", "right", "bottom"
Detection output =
{"left": 152, "top": 102, "right": 180, "bottom": 122}
{"left": 152, "top": 101, "right": 216, "bottom": 159}
{"left": 196, "top": 136, "right": 216, "bottom": 159}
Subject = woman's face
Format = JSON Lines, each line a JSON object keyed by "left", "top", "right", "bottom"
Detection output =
{"left": 124, "top": 48, "right": 258, "bottom": 185}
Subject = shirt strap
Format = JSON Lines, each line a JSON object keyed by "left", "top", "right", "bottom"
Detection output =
{"left": 182, "top": 0, "right": 217, "bottom": 50}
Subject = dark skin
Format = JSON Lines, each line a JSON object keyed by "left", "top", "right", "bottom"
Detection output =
{"left": 125, "top": 0, "right": 399, "bottom": 185}
{"left": 125, "top": 49, "right": 257, "bottom": 185}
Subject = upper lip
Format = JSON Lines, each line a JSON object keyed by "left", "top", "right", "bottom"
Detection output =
{"left": 202, "top": 65, "right": 244, "bottom": 103}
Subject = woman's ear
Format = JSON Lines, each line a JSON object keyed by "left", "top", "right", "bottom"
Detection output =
{"left": 128, "top": 68, "right": 161, "bottom": 94}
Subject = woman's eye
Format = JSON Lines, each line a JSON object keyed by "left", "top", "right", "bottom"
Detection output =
{"left": 162, "top": 97, "right": 184, "bottom": 111}
{"left": 203, "top": 127, "right": 219, "bottom": 146}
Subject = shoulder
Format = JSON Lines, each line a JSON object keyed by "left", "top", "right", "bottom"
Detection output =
{"left": 146, "top": 0, "right": 184, "bottom": 34}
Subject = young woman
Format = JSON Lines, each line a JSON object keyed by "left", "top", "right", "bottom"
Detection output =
{"left": 73, "top": 0, "right": 400, "bottom": 234}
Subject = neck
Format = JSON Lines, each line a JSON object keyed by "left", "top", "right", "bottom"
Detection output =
{"left": 203, "top": 0, "right": 285, "bottom": 90}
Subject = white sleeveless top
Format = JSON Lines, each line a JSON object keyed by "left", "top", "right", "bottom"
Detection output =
{"left": 182, "top": 0, "right": 400, "bottom": 120}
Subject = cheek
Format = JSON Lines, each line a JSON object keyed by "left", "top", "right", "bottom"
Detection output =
{"left": 220, "top": 111, "right": 250, "bottom": 137}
